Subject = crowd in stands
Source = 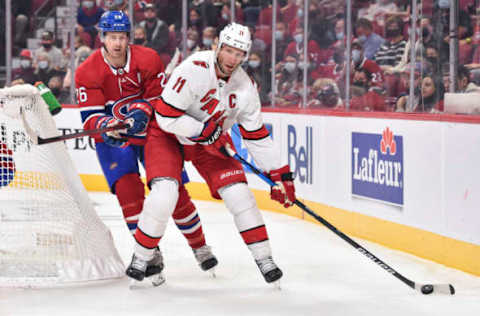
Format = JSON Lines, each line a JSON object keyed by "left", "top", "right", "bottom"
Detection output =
{"left": 6, "top": 0, "right": 480, "bottom": 113}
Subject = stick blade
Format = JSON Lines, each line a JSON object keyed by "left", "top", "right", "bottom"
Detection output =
{"left": 415, "top": 283, "right": 455, "bottom": 295}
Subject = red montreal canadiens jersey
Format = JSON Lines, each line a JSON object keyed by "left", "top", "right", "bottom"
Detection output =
{"left": 75, "top": 45, "right": 167, "bottom": 144}
{"left": 154, "top": 50, "right": 282, "bottom": 172}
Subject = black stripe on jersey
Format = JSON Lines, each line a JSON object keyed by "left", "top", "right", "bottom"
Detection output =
{"left": 155, "top": 96, "right": 186, "bottom": 118}
{"left": 239, "top": 124, "right": 270, "bottom": 141}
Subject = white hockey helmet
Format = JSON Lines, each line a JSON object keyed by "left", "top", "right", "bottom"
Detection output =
{"left": 216, "top": 22, "right": 252, "bottom": 63}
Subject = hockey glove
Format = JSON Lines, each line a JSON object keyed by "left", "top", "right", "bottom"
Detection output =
{"left": 124, "top": 99, "right": 153, "bottom": 136}
{"left": 202, "top": 133, "right": 232, "bottom": 159}
{"left": 268, "top": 165, "right": 296, "bottom": 208}
{"left": 96, "top": 115, "right": 128, "bottom": 148}
{"left": 188, "top": 116, "right": 223, "bottom": 145}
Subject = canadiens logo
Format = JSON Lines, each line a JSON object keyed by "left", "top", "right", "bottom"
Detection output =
{"left": 107, "top": 93, "right": 143, "bottom": 120}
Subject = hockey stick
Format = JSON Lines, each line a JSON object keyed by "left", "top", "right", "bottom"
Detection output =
{"left": 20, "top": 110, "right": 131, "bottom": 145}
{"left": 222, "top": 144, "right": 455, "bottom": 295}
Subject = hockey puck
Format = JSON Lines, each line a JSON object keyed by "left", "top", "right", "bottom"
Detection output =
{"left": 421, "top": 284, "right": 434, "bottom": 294}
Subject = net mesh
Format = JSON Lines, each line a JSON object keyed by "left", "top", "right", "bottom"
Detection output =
{"left": 0, "top": 84, "right": 124, "bottom": 288}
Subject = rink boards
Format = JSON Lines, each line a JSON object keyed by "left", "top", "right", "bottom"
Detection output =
{"left": 54, "top": 107, "right": 480, "bottom": 277}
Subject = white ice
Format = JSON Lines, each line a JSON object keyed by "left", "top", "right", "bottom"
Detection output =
{"left": 1, "top": 192, "right": 479, "bottom": 316}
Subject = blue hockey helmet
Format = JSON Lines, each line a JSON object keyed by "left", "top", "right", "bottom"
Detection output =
{"left": 98, "top": 11, "right": 131, "bottom": 35}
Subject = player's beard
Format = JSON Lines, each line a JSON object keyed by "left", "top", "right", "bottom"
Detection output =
{"left": 216, "top": 56, "right": 240, "bottom": 78}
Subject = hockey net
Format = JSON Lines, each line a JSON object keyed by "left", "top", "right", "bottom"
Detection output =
{"left": 0, "top": 84, "right": 124, "bottom": 288}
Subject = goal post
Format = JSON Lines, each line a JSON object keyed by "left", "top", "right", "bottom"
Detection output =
{"left": 0, "top": 84, "right": 124, "bottom": 288}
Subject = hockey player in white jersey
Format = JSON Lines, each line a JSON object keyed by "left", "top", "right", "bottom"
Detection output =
{"left": 125, "top": 22, "right": 296, "bottom": 284}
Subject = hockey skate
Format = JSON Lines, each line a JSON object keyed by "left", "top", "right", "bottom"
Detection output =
{"left": 126, "top": 248, "right": 165, "bottom": 289}
{"left": 193, "top": 245, "right": 218, "bottom": 277}
{"left": 255, "top": 256, "right": 283, "bottom": 288}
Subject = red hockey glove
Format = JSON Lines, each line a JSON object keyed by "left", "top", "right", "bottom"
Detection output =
{"left": 268, "top": 165, "right": 296, "bottom": 208}
{"left": 202, "top": 133, "right": 233, "bottom": 159}
{"left": 188, "top": 116, "right": 223, "bottom": 145}
{"left": 124, "top": 99, "right": 153, "bottom": 135}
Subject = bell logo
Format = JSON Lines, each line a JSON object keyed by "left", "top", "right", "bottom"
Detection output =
{"left": 287, "top": 125, "right": 313, "bottom": 185}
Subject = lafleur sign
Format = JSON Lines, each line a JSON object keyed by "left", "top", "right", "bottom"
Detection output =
{"left": 352, "top": 127, "right": 404, "bottom": 206}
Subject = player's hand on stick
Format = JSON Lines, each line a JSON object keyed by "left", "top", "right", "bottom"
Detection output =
{"left": 268, "top": 165, "right": 296, "bottom": 208}
{"left": 124, "top": 99, "right": 153, "bottom": 135}
{"left": 203, "top": 133, "right": 232, "bottom": 159}
{"left": 188, "top": 115, "right": 224, "bottom": 145}
{"left": 96, "top": 115, "right": 128, "bottom": 147}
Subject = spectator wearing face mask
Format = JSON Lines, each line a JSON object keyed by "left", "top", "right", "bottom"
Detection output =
{"left": 133, "top": 26, "right": 148, "bottom": 46}
{"left": 184, "top": 28, "right": 201, "bottom": 57}
{"left": 374, "top": 16, "right": 407, "bottom": 73}
{"left": 138, "top": 4, "right": 170, "bottom": 57}
{"left": 77, "top": 0, "right": 104, "bottom": 43}
{"left": 350, "top": 68, "right": 387, "bottom": 111}
{"left": 34, "top": 52, "right": 65, "bottom": 86}
{"left": 272, "top": 54, "right": 303, "bottom": 107}
{"left": 307, "top": 79, "right": 343, "bottom": 109}
{"left": 48, "top": 76, "right": 70, "bottom": 104}
{"left": 273, "top": 21, "right": 292, "bottom": 62}
{"left": 13, "top": 49, "right": 39, "bottom": 85}
{"left": 245, "top": 51, "right": 271, "bottom": 105}
{"left": 34, "top": 31, "right": 66, "bottom": 71}
{"left": 201, "top": 27, "right": 217, "bottom": 50}
{"left": 354, "top": 18, "right": 385, "bottom": 60}
{"left": 351, "top": 39, "right": 384, "bottom": 90}
{"left": 284, "top": 25, "right": 325, "bottom": 65}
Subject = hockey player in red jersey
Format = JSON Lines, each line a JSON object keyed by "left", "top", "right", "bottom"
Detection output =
{"left": 75, "top": 11, "right": 217, "bottom": 284}
{"left": 124, "top": 22, "right": 296, "bottom": 284}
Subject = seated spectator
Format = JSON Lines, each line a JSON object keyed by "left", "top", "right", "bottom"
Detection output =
{"left": 133, "top": 26, "right": 148, "bottom": 46}
{"left": 284, "top": 25, "right": 328, "bottom": 64}
{"left": 34, "top": 31, "right": 66, "bottom": 71}
{"left": 201, "top": 27, "right": 216, "bottom": 50}
{"left": 355, "top": 18, "right": 385, "bottom": 60}
{"left": 48, "top": 76, "right": 70, "bottom": 104}
{"left": 307, "top": 78, "right": 343, "bottom": 109}
{"left": 64, "top": 46, "right": 92, "bottom": 90}
{"left": 358, "top": 0, "right": 400, "bottom": 29}
{"left": 272, "top": 54, "right": 303, "bottom": 107}
{"left": 351, "top": 39, "right": 385, "bottom": 90}
{"left": 273, "top": 21, "right": 291, "bottom": 62}
{"left": 77, "top": 0, "right": 104, "bottom": 43}
{"left": 333, "top": 17, "right": 346, "bottom": 49}
{"left": 184, "top": 28, "right": 201, "bottom": 57}
{"left": 374, "top": 16, "right": 407, "bottom": 74}
{"left": 139, "top": 4, "right": 170, "bottom": 56}
{"left": 350, "top": 68, "right": 387, "bottom": 111}
{"left": 280, "top": 0, "right": 298, "bottom": 24}
{"left": 12, "top": 49, "right": 38, "bottom": 85}
{"left": 245, "top": 51, "right": 271, "bottom": 105}
{"left": 35, "top": 52, "right": 65, "bottom": 86}
{"left": 396, "top": 74, "right": 444, "bottom": 113}
{"left": 457, "top": 65, "right": 480, "bottom": 93}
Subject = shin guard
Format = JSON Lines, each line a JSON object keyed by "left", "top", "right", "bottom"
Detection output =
{"left": 115, "top": 173, "right": 145, "bottom": 235}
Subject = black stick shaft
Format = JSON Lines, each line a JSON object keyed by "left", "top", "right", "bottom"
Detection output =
{"left": 37, "top": 123, "right": 129, "bottom": 145}
{"left": 230, "top": 151, "right": 416, "bottom": 290}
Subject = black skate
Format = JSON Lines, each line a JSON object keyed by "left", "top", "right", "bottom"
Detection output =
{"left": 126, "top": 251, "right": 165, "bottom": 289}
{"left": 145, "top": 247, "right": 164, "bottom": 277}
{"left": 193, "top": 245, "right": 218, "bottom": 275}
{"left": 255, "top": 256, "right": 283, "bottom": 284}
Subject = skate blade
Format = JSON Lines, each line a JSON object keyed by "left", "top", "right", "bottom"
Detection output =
{"left": 272, "top": 280, "right": 281, "bottom": 291}
{"left": 207, "top": 267, "right": 216, "bottom": 278}
{"left": 129, "top": 273, "right": 166, "bottom": 290}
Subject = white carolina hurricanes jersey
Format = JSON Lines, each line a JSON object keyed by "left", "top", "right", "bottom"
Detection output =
{"left": 154, "top": 50, "right": 281, "bottom": 172}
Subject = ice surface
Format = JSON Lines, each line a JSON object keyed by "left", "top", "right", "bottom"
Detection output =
{"left": 1, "top": 192, "right": 479, "bottom": 316}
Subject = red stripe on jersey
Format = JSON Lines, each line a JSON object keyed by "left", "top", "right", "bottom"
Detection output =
{"left": 154, "top": 97, "right": 185, "bottom": 118}
{"left": 239, "top": 125, "right": 270, "bottom": 140}
{"left": 134, "top": 228, "right": 161, "bottom": 249}
{"left": 240, "top": 225, "right": 268, "bottom": 245}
